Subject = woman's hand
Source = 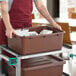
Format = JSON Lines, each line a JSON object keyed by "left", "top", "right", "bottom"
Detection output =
{"left": 5, "top": 27, "right": 16, "bottom": 38}
{"left": 52, "top": 22, "right": 62, "bottom": 31}
{"left": 1, "top": 1, "right": 16, "bottom": 38}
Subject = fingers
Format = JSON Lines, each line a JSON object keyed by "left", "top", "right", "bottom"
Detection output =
{"left": 52, "top": 23, "right": 62, "bottom": 31}
{"left": 58, "top": 25, "right": 62, "bottom": 31}
{"left": 55, "top": 25, "right": 62, "bottom": 31}
{"left": 59, "top": 26, "right": 62, "bottom": 31}
{"left": 5, "top": 29, "right": 16, "bottom": 38}
{"left": 5, "top": 31, "right": 13, "bottom": 38}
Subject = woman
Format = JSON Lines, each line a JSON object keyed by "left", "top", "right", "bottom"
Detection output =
{"left": 0, "top": 0, "right": 62, "bottom": 76}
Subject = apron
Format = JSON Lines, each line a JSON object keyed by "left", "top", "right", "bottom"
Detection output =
{"left": 0, "top": 0, "right": 33, "bottom": 63}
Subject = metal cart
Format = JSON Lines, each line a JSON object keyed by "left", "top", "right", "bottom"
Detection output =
{"left": 0, "top": 45, "right": 73, "bottom": 76}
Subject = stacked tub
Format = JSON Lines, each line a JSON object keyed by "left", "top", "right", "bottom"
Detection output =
{"left": 8, "top": 26, "right": 65, "bottom": 76}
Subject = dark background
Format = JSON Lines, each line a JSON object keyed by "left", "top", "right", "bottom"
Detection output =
{"left": 47, "top": 0, "right": 59, "bottom": 18}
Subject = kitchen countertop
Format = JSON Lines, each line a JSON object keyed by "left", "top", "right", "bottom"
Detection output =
{"left": 32, "top": 18, "right": 76, "bottom": 27}
{"left": 32, "top": 18, "right": 69, "bottom": 23}
{"left": 32, "top": 18, "right": 50, "bottom": 24}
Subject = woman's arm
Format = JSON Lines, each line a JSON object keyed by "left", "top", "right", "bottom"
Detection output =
{"left": 0, "top": 1, "right": 15, "bottom": 38}
{"left": 34, "top": 0, "right": 62, "bottom": 30}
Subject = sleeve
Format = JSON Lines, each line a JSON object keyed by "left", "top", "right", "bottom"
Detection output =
{"left": 0, "top": 0, "right": 8, "bottom": 2}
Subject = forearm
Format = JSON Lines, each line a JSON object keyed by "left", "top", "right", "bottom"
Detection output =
{"left": 34, "top": 0, "right": 56, "bottom": 25}
{"left": 1, "top": 1, "right": 12, "bottom": 30}
{"left": 38, "top": 5, "right": 55, "bottom": 24}
{"left": 2, "top": 12, "right": 12, "bottom": 29}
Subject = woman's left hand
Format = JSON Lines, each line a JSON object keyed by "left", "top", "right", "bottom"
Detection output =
{"left": 52, "top": 22, "right": 62, "bottom": 31}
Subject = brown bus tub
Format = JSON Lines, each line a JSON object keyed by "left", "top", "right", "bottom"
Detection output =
{"left": 8, "top": 55, "right": 65, "bottom": 76}
{"left": 8, "top": 26, "right": 63, "bottom": 55}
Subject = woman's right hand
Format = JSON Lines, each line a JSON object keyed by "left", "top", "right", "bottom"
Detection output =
{"left": 0, "top": 1, "right": 16, "bottom": 38}
{"left": 5, "top": 27, "right": 16, "bottom": 38}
